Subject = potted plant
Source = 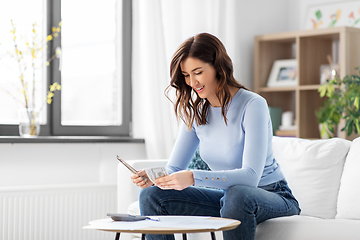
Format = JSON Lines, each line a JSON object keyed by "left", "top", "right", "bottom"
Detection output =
{"left": 0, "top": 20, "right": 61, "bottom": 137}
{"left": 316, "top": 67, "right": 360, "bottom": 138}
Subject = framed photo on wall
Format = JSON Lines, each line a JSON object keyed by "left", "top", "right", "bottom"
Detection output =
{"left": 304, "top": 0, "right": 360, "bottom": 30}
{"left": 267, "top": 59, "right": 298, "bottom": 87}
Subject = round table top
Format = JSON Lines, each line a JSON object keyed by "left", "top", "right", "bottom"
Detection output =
{"left": 87, "top": 216, "right": 241, "bottom": 234}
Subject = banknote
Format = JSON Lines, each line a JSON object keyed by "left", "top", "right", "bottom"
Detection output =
{"left": 145, "top": 167, "right": 169, "bottom": 183}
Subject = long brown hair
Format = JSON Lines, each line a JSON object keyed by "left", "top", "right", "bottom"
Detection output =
{"left": 165, "top": 33, "right": 247, "bottom": 130}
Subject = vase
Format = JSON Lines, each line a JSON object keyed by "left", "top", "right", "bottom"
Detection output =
{"left": 18, "top": 108, "right": 40, "bottom": 137}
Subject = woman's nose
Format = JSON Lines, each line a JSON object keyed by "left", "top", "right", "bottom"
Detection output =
{"left": 189, "top": 75, "right": 198, "bottom": 87}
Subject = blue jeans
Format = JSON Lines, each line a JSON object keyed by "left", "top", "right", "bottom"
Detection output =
{"left": 139, "top": 179, "right": 300, "bottom": 240}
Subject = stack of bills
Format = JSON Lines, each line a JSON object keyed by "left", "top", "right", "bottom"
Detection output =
{"left": 145, "top": 167, "right": 169, "bottom": 183}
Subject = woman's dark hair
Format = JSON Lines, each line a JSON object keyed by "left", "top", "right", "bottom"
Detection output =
{"left": 165, "top": 33, "right": 247, "bottom": 130}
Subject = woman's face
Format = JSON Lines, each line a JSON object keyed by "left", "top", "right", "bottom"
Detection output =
{"left": 180, "top": 57, "right": 220, "bottom": 107}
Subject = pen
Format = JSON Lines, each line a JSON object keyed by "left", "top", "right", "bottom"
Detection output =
{"left": 146, "top": 217, "right": 160, "bottom": 221}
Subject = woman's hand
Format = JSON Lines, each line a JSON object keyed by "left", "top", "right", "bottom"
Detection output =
{"left": 154, "top": 170, "right": 194, "bottom": 190}
{"left": 131, "top": 169, "right": 154, "bottom": 189}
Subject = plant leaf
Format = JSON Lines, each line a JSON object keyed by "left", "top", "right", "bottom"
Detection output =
{"left": 355, "top": 118, "right": 360, "bottom": 134}
{"left": 348, "top": 124, "right": 353, "bottom": 136}
{"left": 326, "top": 85, "right": 335, "bottom": 98}
{"left": 321, "top": 123, "right": 327, "bottom": 138}
{"left": 318, "top": 84, "right": 327, "bottom": 98}
{"left": 355, "top": 96, "right": 360, "bottom": 110}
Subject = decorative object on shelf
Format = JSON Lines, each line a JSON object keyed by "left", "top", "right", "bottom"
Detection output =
{"left": 320, "top": 64, "right": 339, "bottom": 84}
{"left": 316, "top": 67, "right": 360, "bottom": 138}
{"left": 281, "top": 111, "right": 294, "bottom": 128}
{"left": 267, "top": 59, "right": 297, "bottom": 87}
{"left": 0, "top": 20, "right": 61, "bottom": 137}
{"left": 305, "top": 0, "right": 360, "bottom": 30}
{"left": 277, "top": 111, "right": 297, "bottom": 137}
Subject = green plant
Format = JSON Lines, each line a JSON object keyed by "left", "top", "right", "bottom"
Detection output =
{"left": 0, "top": 20, "right": 61, "bottom": 136}
{"left": 316, "top": 67, "right": 360, "bottom": 138}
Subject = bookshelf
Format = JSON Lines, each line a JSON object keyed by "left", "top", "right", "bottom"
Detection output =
{"left": 253, "top": 27, "right": 360, "bottom": 139}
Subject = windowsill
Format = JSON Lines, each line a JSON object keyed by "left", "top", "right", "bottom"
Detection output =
{"left": 0, "top": 136, "right": 145, "bottom": 143}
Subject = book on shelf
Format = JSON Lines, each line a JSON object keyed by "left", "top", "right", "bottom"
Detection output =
{"left": 275, "top": 129, "right": 296, "bottom": 137}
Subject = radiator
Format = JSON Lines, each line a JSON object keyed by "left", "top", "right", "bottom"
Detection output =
{"left": 0, "top": 183, "right": 117, "bottom": 240}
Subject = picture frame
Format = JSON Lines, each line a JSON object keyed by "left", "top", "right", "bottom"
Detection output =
{"left": 267, "top": 59, "right": 297, "bottom": 87}
{"left": 304, "top": 0, "right": 360, "bottom": 30}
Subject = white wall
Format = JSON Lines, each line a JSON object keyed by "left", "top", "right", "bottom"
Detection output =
{"left": 0, "top": 142, "right": 146, "bottom": 187}
{"left": 231, "top": 0, "right": 291, "bottom": 90}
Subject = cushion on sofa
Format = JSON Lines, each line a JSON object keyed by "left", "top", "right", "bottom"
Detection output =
{"left": 187, "top": 147, "right": 211, "bottom": 171}
{"left": 255, "top": 215, "right": 360, "bottom": 240}
{"left": 272, "top": 136, "right": 351, "bottom": 219}
{"left": 336, "top": 136, "right": 360, "bottom": 219}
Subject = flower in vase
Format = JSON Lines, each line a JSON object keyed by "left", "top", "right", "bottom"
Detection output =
{"left": 0, "top": 20, "right": 62, "bottom": 136}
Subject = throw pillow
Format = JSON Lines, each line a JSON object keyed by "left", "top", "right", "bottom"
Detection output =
{"left": 336, "top": 136, "right": 360, "bottom": 219}
{"left": 187, "top": 147, "right": 211, "bottom": 171}
{"left": 272, "top": 136, "right": 351, "bottom": 219}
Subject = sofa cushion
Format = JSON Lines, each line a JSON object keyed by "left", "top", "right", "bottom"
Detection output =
{"left": 187, "top": 147, "right": 211, "bottom": 171}
{"left": 255, "top": 215, "right": 360, "bottom": 240}
{"left": 272, "top": 136, "right": 351, "bottom": 219}
{"left": 336, "top": 136, "right": 360, "bottom": 219}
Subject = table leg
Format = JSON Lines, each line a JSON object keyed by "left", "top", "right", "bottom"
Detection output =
{"left": 211, "top": 232, "right": 216, "bottom": 240}
{"left": 182, "top": 233, "right": 187, "bottom": 240}
{"left": 115, "top": 232, "right": 120, "bottom": 240}
{"left": 142, "top": 234, "right": 146, "bottom": 240}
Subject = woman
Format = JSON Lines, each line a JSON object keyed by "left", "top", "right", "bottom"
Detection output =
{"left": 131, "top": 33, "right": 300, "bottom": 240}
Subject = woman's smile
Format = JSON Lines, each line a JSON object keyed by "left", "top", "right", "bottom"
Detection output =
{"left": 195, "top": 85, "right": 205, "bottom": 93}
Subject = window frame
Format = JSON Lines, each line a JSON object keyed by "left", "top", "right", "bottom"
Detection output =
{"left": 0, "top": 0, "right": 132, "bottom": 137}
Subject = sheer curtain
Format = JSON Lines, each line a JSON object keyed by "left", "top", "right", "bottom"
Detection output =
{"left": 132, "top": 0, "right": 240, "bottom": 159}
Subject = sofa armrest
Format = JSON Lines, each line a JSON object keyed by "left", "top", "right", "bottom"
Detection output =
{"left": 117, "top": 159, "right": 168, "bottom": 213}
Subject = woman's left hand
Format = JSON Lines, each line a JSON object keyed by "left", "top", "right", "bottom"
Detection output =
{"left": 154, "top": 170, "right": 194, "bottom": 190}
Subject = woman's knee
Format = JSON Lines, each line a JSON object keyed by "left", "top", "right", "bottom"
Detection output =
{"left": 139, "top": 186, "right": 163, "bottom": 205}
{"left": 220, "top": 185, "right": 258, "bottom": 217}
{"left": 139, "top": 186, "right": 153, "bottom": 202}
{"left": 139, "top": 186, "right": 164, "bottom": 215}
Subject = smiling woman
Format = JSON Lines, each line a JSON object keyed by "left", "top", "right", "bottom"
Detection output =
{"left": 167, "top": 33, "right": 246, "bottom": 129}
{"left": 135, "top": 32, "right": 301, "bottom": 240}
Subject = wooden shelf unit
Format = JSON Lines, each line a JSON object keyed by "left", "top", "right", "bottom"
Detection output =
{"left": 254, "top": 27, "right": 360, "bottom": 139}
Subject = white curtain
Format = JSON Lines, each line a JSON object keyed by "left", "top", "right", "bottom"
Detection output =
{"left": 132, "top": 0, "right": 240, "bottom": 159}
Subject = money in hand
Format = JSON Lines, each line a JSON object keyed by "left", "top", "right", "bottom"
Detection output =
{"left": 145, "top": 167, "right": 169, "bottom": 183}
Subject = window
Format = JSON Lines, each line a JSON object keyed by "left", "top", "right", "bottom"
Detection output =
{"left": 0, "top": 0, "right": 131, "bottom": 136}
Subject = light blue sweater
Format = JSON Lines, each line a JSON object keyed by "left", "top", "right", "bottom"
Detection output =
{"left": 166, "top": 88, "right": 284, "bottom": 189}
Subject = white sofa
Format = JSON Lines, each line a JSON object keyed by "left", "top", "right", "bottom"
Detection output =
{"left": 117, "top": 136, "right": 360, "bottom": 240}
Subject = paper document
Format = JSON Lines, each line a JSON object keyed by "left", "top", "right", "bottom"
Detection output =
{"left": 84, "top": 216, "right": 238, "bottom": 231}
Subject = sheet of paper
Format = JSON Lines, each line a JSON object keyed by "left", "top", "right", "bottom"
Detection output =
{"left": 84, "top": 218, "right": 156, "bottom": 230}
{"left": 84, "top": 216, "right": 238, "bottom": 231}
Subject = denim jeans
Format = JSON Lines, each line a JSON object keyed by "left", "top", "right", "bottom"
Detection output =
{"left": 139, "top": 179, "right": 300, "bottom": 240}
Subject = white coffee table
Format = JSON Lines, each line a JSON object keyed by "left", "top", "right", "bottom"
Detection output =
{"left": 85, "top": 215, "right": 240, "bottom": 240}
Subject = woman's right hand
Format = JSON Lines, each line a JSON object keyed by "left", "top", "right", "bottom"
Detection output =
{"left": 131, "top": 169, "right": 154, "bottom": 189}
